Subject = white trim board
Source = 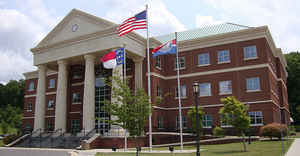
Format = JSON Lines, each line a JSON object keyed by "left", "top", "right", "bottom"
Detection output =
{"left": 149, "top": 63, "right": 269, "bottom": 80}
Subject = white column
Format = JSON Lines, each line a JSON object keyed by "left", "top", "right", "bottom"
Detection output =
{"left": 83, "top": 55, "right": 96, "bottom": 132}
{"left": 34, "top": 65, "right": 47, "bottom": 131}
{"left": 134, "top": 58, "right": 144, "bottom": 89}
{"left": 55, "top": 60, "right": 68, "bottom": 132}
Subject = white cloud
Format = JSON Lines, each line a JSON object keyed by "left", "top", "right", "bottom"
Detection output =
{"left": 195, "top": 15, "right": 223, "bottom": 28}
{"left": 0, "top": 51, "right": 36, "bottom": 82}
{"left": 0, "top": 8, "right": 45, "bottom": 82}
{"left": 202, "top": 0, "right": 300, "bottom": 53}
{"left": 102, "top": 0, "right": 186, "bottom": 37}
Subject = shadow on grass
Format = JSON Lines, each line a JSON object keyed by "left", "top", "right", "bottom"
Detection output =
{"left": 211, "top": 150, "right": 246, "bottom": 155}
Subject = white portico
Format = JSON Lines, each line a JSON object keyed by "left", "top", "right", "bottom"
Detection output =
{"left": 29, "top": 9, "right": 156, "bottom": 133}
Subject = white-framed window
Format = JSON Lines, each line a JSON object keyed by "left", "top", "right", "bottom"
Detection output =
{"left": 157, "top": 86, "right": 162, "bottom": 97}
{"left": 175, "top": 85, "right": 187, "bottom": 98}
{"left": 247, "top": 77, "right": 260, "bottom": 91}
{"left": 202, "top": 114, "right": 213, "bottom": 128}
{"left": 219, "top": 80, "right": 232, "bottom": 95}
{"left": 72, "top": 92, "right": 81, "bottom": 103}
{"left": 48, "top": 78, "right": 55, "bottom": 89}
{"left": 199, "top": 83, "right": 211, "bottom": 97}
{"left": 176, "top": 116, "right": 187, "bottom": 129}
{"left": 244, "top": 45, "right": 257, "bottom": 59}
{"left": 155, "top": 57, "right": 161, "bottom": 69}
{"left": 248, "top": 111, "right": 263, "bottom": 126}
{"left": 221, "top": 114, "right": 233, "bottom": 127}
{"left": 28, "top": 81, "right": 35, "bottom": 91}
{"left": 175, "top": 57, "right": 185, "bottom": 69}
{"left": 198, "top": 53, "right": 210, "bottom": 66}
{"left": 27, "top": 102, "right": 32, "bottom": 112}
{"left": 158, "top": 116, "right": 164, "bottom": 129}
{"left": 218, "top": 50, "right": 230, "bottom": 63}
{"left": 47, "top": 99, "right": 54, "bottom": 110}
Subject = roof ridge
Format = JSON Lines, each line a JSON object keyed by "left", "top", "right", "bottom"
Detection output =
{"left": 225, "top": 22, "right": 252, "bottom": 28}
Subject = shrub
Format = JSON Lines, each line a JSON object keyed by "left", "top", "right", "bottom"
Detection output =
{"left": 213, "top": 126, "right": 224, "bottom": 137}
{"left": 260, "top": 123, "right": 287, "bottom": 140}
{"left": 3, "top": 134, "right": 18, "bottom": 145}
{"left": 295, "top": 125, "right": 300, "bottom": 132}
{"left": 289, "top": 130, "right": 297, "bottom": 136}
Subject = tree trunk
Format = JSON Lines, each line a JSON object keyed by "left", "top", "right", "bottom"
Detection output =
{"left": 241, "top": 132, "right": 247, "bottom": 152}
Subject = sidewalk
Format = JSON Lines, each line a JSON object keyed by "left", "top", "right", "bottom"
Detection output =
{"left": 76, "top": 149, "right": 197, "bottom": 156}
{"left": 286, "top": 138, "right": 300, "bottom": 156}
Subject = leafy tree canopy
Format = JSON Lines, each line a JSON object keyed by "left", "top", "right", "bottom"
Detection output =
{"left": 103, "top": 74, "right": 158, "bottom": 138}
{"left": 285, "top": 52, "right": 300, "bottom": 125}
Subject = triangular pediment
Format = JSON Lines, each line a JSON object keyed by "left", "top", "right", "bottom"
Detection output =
{"left": 36, "top": 9, "right": 116, "bottom": 48}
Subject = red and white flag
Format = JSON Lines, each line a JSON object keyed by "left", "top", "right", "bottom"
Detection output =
{"left": 118, "top": 10, "right": 147, "bottom": 36}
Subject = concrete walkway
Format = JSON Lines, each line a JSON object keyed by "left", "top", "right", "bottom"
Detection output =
{"left": 0, "top": 147, "right": 196, "bottom": 156}
{"left": 286, "top": 138, "right": 300, "bottom": 156}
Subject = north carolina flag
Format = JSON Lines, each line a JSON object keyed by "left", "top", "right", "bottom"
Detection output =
{"left": 101, "top": 48, "right": 124, "bottom": 69}
{"left": 152, "top": 39, "right": 177, "bottom": 57}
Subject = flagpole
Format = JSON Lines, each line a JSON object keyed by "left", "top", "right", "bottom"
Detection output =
{"left": 123, "top": 44, "right": 128, "bottom": 151}
{"left": 175, "top": 32, "right": 184, "bottom": 151}
{"left": 146, "top": 4, "right": 153, "bottom": 152}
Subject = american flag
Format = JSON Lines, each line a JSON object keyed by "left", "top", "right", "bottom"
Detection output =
{"left": 118, "top": 10, "right": 147, "bottom": 36}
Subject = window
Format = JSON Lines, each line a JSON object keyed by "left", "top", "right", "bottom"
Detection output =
{"left": 28, "top": 81, "right": 35, "bottom": 91}
{"left": 199, "top": 83, "right": 211, "bottom": 97}
{"left": 218, "top": 50, "right": 230, "bottom": 63}
{"left": 27, "top": 102, "right": 32, "bottom": 112}
{"left": 198, "top": 53, "right": 210, "bottom": 66}
{"left": 202, "top": 114, "right": 213, "bottom": 128}
{"left": 48, "top": 78, "right": 55, "bottom": 89}
{"left": 219, "top": 80, "right": 232, "bottom": 95}
{"left": 247, "top": 77, "right": 260, "bottom": 91}
{"left": 158, "top": 116, "right": 163, "bottom": 129}
{"left": 47, "top": 99, "right": 54, "bottom": 110}
{"left": 175, "top": 57, "right": 185, "bottom": 69}
{"left": 176, "top": 116, "right": 187, "bottom": 129}
{"left": 221, "top": 114, "right": 233, "bottom": 127}
{"left": 175, "top": 85, "right": 187, "bottom": 98}
{"left": 244, "top": 45, "right": 257, "bottom": 59}
{"left": 248, "top": 111, "right": 263, "bottom": 125}
{"left": 155, "top": 57, "right": 161, "bottom": 69}
{"left": 72, "top": 92, "right": 81, "bottom": 103}
{"left": 157, "top": 86, "right": 162, "bottom": 97}
{"left": 71, "top": 119, "right": 81, "bottom": 134}
{"left": 72, "top": 67, "right": 83, "bottom": 79}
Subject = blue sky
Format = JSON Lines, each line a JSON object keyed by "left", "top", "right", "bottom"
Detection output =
{"left": 0, "top": 0, "right": 299, "bottom": 83}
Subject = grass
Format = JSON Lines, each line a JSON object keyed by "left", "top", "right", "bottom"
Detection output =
{"left": 96, "top": 139, "right": 294, "bottom": 156}
{"left": 0, "top": 140, "right": 4, "bottom": 147}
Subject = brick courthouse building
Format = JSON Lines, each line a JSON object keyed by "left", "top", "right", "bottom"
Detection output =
{"left": 22, "top": 9, "right": 289, "bottom": 146}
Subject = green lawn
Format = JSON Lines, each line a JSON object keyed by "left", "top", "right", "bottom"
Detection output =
{"left": 96, "top": 139, "right": 294, "bottom": 156}
{"left": 0, "top": 140, "right": 4, "bottom": 147}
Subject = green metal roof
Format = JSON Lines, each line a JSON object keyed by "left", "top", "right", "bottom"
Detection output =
{"left": 154, "top": 23, "right": 251, "bottom": 43}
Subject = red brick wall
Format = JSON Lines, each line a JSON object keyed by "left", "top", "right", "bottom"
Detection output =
{"left": 90, "top": 136, "right": 148, "bottom": 149}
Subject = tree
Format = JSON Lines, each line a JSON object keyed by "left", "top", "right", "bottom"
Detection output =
{"left": 0, "top": 104, "right": 23, "bottom": 134}
{"left": 187, "top": 106, "right": 204, "bottom": 134}
{"left": 285, "top": 52, "right": 300, "bottom": 125}
{"left": 219, "top": 96, "right": 250, "bottom": 152}
{"left": 103, "top": 74, "right": 158, "bottom": 147}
